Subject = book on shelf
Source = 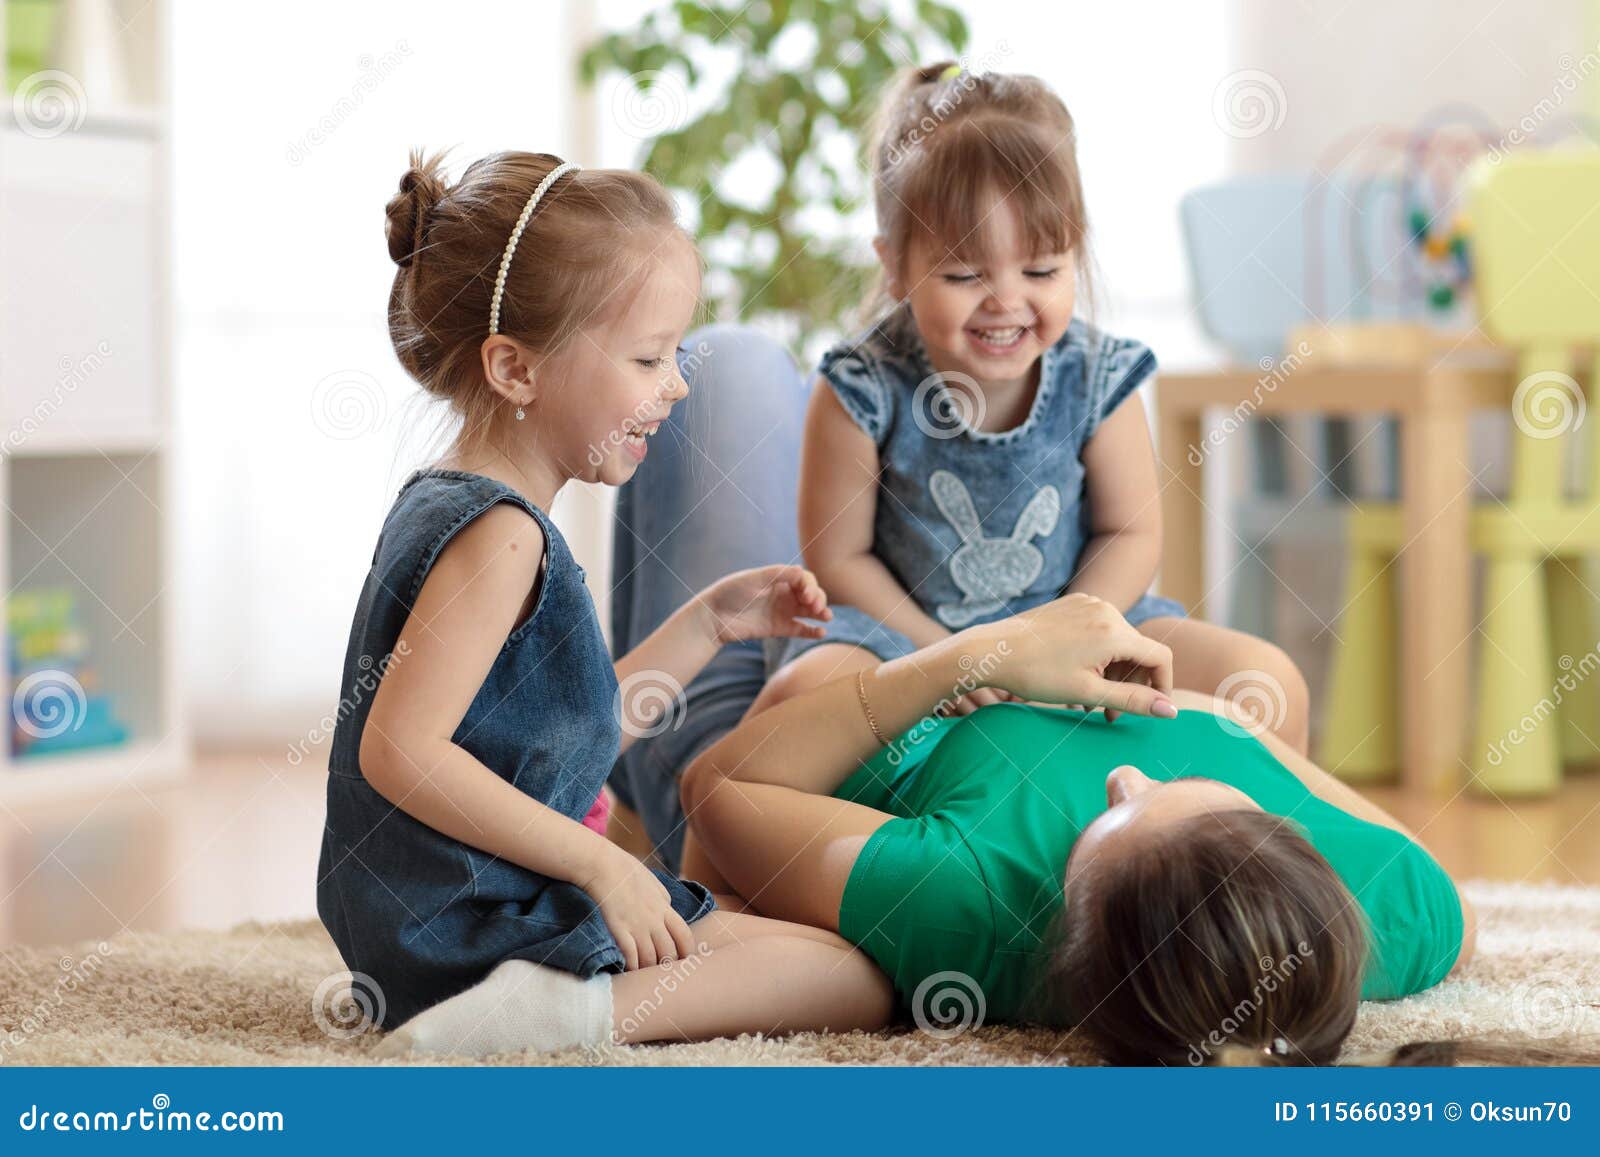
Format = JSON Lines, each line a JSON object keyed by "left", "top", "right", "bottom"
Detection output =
{"left": 7, "top": 587, "right": 129, "bottom": 760}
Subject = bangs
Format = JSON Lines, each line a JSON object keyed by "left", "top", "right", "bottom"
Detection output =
{"left": 889, "top": 118, "right": 1085, "bottom": 264}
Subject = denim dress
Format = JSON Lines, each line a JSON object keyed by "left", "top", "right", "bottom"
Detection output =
{"left": 770, "top": 306, "right": 1184, "bottom": 672}
{"left": 318, "top": 469, "right": 714, "bottom": 1028}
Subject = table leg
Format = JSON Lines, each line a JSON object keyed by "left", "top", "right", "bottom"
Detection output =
{"left": 1157, "top": 407, "right": 1207, "bottom": 620}
{"left": 1399, "top": 389, "right": 1472, "bottom": 793}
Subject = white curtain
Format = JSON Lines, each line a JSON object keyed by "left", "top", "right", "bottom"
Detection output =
{"left": 173, "top": 0, "right": 582, "bottom": 743}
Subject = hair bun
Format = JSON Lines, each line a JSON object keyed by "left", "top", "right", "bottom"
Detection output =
{"left": 385, "top": 149, "right": 449, "bottom": 268}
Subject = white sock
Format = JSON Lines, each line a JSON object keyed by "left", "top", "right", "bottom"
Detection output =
{"left": 373, "top": 960, "right": 614, "bottom": 1059}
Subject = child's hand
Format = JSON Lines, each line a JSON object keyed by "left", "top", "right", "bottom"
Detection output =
{"left": 585, "top": 845, "right": 697, "bottom": 970}
{"left": 696, "top": 564, "right": 831, "bottom": 645}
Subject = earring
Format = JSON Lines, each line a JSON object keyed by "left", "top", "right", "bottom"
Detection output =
{"left": 515, "top": 405, "right": 525, "bottom": 421}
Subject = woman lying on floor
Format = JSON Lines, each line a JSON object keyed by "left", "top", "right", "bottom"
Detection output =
{"left": 680, "top": 618, "right": 1472, "bottom": 1067}
{"left": 376, "top": 325, "right": 1485, "bottom": 1067}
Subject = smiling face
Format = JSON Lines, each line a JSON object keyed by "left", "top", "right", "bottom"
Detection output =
{"left": 538, "top": 232, "right": 702, "bottom": 488}
{"left": 1063, "top": 765, "right": 1263, "bottom": 888}
{"left": 886, "top": 194, "right": 1077, "bottom": 395}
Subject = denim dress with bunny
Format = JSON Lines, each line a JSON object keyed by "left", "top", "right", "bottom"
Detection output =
{"left": 318, "top": 469, "right": 714, "bottom": 1028}
{"left": 769, "top": 306, "right": 1184, "bottom": 674}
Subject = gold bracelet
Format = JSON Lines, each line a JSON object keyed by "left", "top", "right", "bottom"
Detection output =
{"left": 857, "top": 669, "right": 888, "bottom": 746}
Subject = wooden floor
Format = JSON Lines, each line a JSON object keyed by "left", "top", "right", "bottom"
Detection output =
{"left": 1, "top": 750, "right": 1598, "bottom": 949}
{"left": 1366, "top": 767, "right": 1600, "bottom": 886}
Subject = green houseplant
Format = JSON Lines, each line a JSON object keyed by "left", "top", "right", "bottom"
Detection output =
{"left": 580, "top": 0, "right": 969, "bottom": 352}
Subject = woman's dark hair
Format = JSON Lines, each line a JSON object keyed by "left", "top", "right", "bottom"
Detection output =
{"left": 1051, "top": 807, "right": 1369, "bottom": 1066}
{"left": 1050, "top": 806, "right": 1600, "bottom": 1067}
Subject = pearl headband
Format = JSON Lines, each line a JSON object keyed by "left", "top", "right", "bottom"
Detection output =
{"left": 487, "top": 160, "right": 580, "bottom": 336}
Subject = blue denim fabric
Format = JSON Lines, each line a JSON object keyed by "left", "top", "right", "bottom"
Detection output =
{"left": 318, "top": 470, "right": 714, "bottom": 1028}
{"left": 764, "top": 592, "right": 1181, "bottom": 673}
{"left": 768, "top": 306, "right": 1184, "bottom": 671}
{"left": 607, "top": 325, "right": 811, "bottom": 872}
{"left": 761, "top": 604, "right": 922, "bottom": 670}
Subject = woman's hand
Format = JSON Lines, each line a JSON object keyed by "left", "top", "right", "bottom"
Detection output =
{"left": 956, "top": 594, "right": 1177, "bottom": 722}
{"left": 937, "top": 687, "right": 1021, "bottom": 716}
{"left": 695, "top": 564, "right": 832, "bottom": 645}
{"left": 583, "top": 844, "right": 697, "bottom": 970}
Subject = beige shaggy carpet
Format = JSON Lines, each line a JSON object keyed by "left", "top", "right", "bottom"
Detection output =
{"left": 2, "top": 880, "right": 1597, "bottom": 1066}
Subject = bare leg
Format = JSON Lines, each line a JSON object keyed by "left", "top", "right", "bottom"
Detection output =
{"left": 1140, "top": 616, "right": 1311, "bottom": 753}
{"left": 680, "top": 832, "right": 734, "bottom": 895}
{"left": 611, "top": 909, "right": 893, "bottom": 1044}
{"left": 376, "top": 909, "right": 892, "bottom": 1058}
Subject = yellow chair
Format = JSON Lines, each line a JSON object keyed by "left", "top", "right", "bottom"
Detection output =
{"left": 1319, "top": 501, "right": 1401, "bottom": 781}
{"left": 1318, "top": 150, "right": 1600, "bottom": 795}
{"left": 1466, "top": 149, "right": 1600, "bottom": 794}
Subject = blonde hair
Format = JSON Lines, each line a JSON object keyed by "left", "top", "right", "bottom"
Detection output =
{"left": 383, "top": 149, "right": 691, "bottom": 454}
{"left": 863, "top": 63, "right": 1094, "bottom": 316}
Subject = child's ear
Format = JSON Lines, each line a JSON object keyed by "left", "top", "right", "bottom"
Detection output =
{"left": 480, "top": 335, "right": 537, "bottom": 409}
{"left": 872, "top": 236, "right": 905, "bottom": 301}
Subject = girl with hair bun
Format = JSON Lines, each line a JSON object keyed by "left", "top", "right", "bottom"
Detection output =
{"left": 320, "top": 149, "right": 898, "bottom": 1054}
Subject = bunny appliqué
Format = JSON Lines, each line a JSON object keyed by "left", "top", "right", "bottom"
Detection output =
{"left": 929, "top": 469, "right": 1062, "bottom": 628}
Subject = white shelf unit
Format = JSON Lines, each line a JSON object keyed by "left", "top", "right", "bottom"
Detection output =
{"left": 0, "top": 0, "right": 187, "bottom": 804}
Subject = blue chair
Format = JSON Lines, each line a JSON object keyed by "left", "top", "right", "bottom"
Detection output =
{"left": 1178, "top": 174, "right": 1416, "bottom": 642}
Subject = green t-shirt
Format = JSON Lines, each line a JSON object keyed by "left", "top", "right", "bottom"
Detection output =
{"left": 834, "top": 703, "right": 1463, "bottom": 1022}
